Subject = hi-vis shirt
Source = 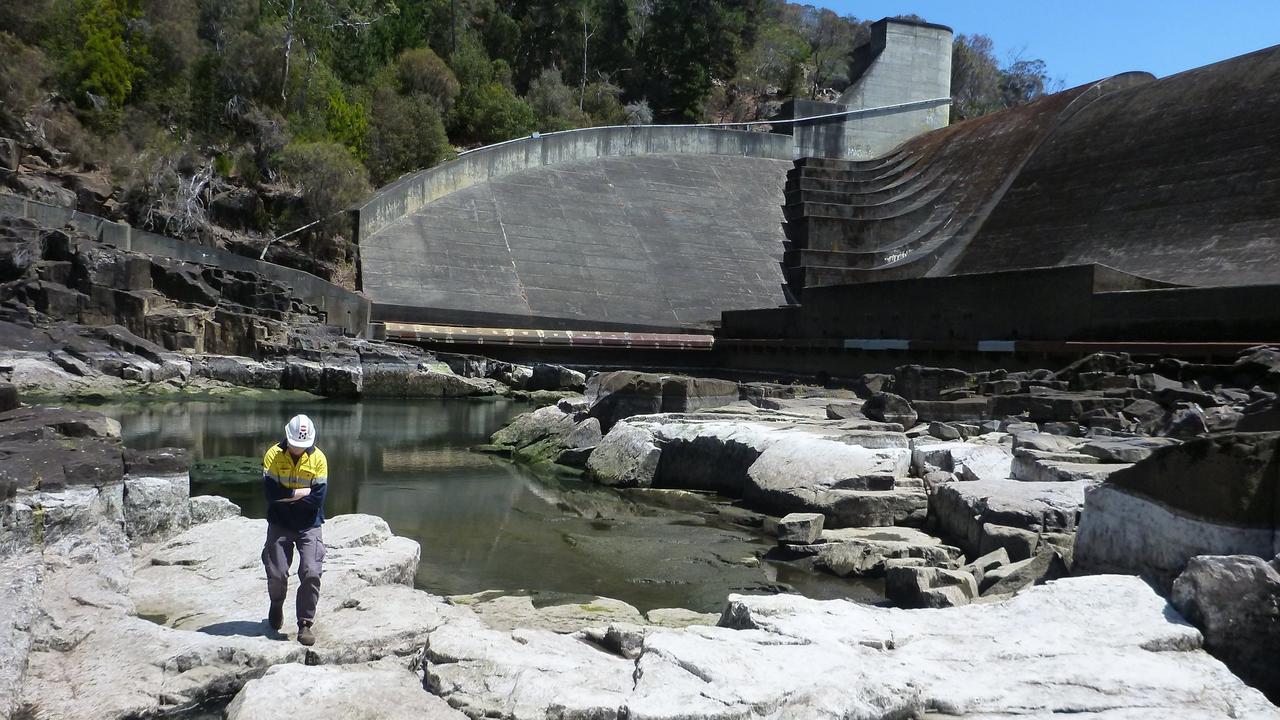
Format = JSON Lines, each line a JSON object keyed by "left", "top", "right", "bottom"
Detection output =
{"left": 262, "top": 443, "right": 329, "bottom": 531}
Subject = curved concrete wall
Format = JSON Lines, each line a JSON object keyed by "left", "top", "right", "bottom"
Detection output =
{"left": 353, "top": 126, "right": 793, "bottom": 243}
{"left": 954, "top": 45, "right": 1280, "bottom": 286}
{"left": 356, "top": 127, "right": 795, "bottom": 331}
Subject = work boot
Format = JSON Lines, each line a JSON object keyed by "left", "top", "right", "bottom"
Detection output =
{"left": 268, "top": 601, "right": 283, "bottom": 631}
{"left": 297, "top": 621, "right": 315, "bottom": 646}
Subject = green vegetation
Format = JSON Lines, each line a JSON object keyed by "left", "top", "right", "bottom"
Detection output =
{"left": 0, "top": 1, "right": 1052, "bottom": 279}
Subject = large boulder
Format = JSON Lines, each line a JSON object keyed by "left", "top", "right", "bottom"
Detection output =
{"left": 1075, "top": 432, "right": 1280, "bottom": 589}
{"left": 585, "top": 371, "right": 665, "bottom": 430}
{"left": 893, "top": 365, "right": 972, "bottom": 401}
{"left": 862, "top": 392, "right": 917, "bottom": 427}
{"left": 362, "top": 363, "right": 497, "bottom": 398}
{"left": 815, "top": 527, "right": 963, "bottom": 577}
{"left": 659, "top": 376, "right": 739, "bottom": 413}
{"left": 0, "top": 406, "right": 125, "bottom": 493}
{"left": 586, "top": 422, "right": 661, "bottom": 487}
{"left": 929, "top": 479, "right": 1090, "bottom": 555}
{"left": 188, "top": 495, "right": 241, "bottom": 525}
{"left": 528, "top": 363, "right": 587, "bottom": 391}
{"left": 488, "top": 403, "right": 598, "bottom": 465}
{"left": 744, "top": 439, "right": 921, "bottom": 527}
{"left": 1172, "top": 554, "right": 1280, "bottom": 703}
{"left": 884, "top": 566, "right": 979, "bottom": 608}
{"left": 585, "top": 371, "right": 738, "bottom": 430}
{"left": 123, "top": 472, "right": 191, "bottom": 542}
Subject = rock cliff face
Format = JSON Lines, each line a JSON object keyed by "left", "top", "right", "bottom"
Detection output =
{"left": 0, "top": 210, "right": 605, "bottom": 400}
{"left": 0, "top": 213, "right": 319, "bottom": 356}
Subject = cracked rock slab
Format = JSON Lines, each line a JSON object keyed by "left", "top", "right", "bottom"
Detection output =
{"left": 425, "top": 575, "right": 1280, "bottom": 719}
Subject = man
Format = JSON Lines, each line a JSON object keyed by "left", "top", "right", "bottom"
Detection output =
{"left": 261, "top": 413, "right": 328, "bottom": 646}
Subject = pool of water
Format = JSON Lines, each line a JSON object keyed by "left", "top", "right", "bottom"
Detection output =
{"left": 87, "top": 396, "right": 878, "bottom": 613}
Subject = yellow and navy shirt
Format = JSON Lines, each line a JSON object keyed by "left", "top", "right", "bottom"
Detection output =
{"left": 262, "top": 442, "right": 329, "bottom": 531}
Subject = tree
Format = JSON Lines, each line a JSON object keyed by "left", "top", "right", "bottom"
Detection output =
{"left": 739, "top": 19, "right": 809, "bottom": 95}
{"left": 365, "top": 85, "right": 451, "bottom": 184}
{"left": 805, "top": 9, "right": 860, "bottom": 97}
{"left": 950, "top": 34, "right": 1056, "bottom": 121}
{"left": 999, "top": 56, "right": 1052, "bottom": 107}
{"left": 261, "top": 0, "right": 398, "bottom": 103}
{"left": 62, "top": 0, "right": 146, "bottom": 111}
{"left": 275, "top": 140, "right": 369, "bottom": 227}
{"left": 395, "top": 46, "right": 459, "bottom": 110}
{"left": 324, "top": 89, "right": 368, "bottom": 158}
{"left": 581, "top": 78, "right": 626, "bottom": 124}
{"left": 526, "top": 67, "right": 588, "bottom": 131}
{"left": 638, "top": 0, "right": 714, "bottom": 121}
{"left": 950, "top": 33, "right": 1002, "bottom": 120}
{"left": 591, "top": 0, "right": 633, "bottom": 82}
{"left": 447, "top": 40, "right": 536, "bottom": 145}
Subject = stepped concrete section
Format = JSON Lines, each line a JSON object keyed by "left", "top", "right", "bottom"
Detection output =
{"left": 779, "top": 73, "right": 1155, "bottom": 296}
{"left": 357, "top": 128, "right": 793, "bottom": 330}
{"left": 952, "top": 45, "right": 1280, "bottom": 284}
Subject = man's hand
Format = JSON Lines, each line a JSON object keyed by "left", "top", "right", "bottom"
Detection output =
{"left": 276, "top": 488, "right": 312, "bottom": 503}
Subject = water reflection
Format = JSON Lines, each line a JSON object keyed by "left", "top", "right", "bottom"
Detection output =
{"left": 88, "top": 397, "right": 878, "bottom": 612}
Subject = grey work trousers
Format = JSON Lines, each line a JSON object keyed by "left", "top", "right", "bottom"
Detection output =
{"left": 262, "top": 523, "right": 325, "bottom": 624}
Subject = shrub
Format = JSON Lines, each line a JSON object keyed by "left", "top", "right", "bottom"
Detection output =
{"left": 624, "top": 99, "right": 652, "bottom": 126}
{"left": 274, "top": 141, "right": 369, "bottom": 229}
{"left": 0, "top": 33, "right": 51, "bottom": 119}
{"left": 525, "top": 67, "right": 589, "bottom": 131}
{"left": 581, "top": 80, "right": 626, "bottom": 125}
{"left": 324, "top": 89, "right": 368, "bottom": 159}
{"left": 365, "top": 86, "right": 452, "bottom": 185}
{"left": 395, "top": 47, "right": 458, "bottom": 110}
{"left": 461, "top": 82, "right": 536, "bottom": 145}
{"left": 62, "top": 0, "right": 145, "bottom": 111}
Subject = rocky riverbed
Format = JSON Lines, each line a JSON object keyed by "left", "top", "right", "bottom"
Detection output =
{"left": 3, "top": 210, "right": 1280, "bottom": 715}
{"left": 481, "top": 356, "right": 1280, "bottom": 703}
{"left": 3, "top": 387, "right": 1278, "bottom": 719}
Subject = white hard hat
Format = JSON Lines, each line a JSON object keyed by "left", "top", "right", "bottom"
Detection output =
{"left": 285, "top": 414, "right": 317, "bottom": 449}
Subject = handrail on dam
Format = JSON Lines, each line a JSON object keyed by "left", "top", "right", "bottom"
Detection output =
{"left": 451, "top": 96, "right": 955, "bottom": 158}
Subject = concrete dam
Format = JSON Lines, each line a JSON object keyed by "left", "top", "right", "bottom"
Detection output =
{"left": 354, "top": 26, "right": 1279, "bottom": 360}
{"left": 355, "top": 128, "right": 795, "bottom": 332}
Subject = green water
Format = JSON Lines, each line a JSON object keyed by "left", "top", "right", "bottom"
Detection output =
{"left": 89, "top": 396, "right": 877, "bottom": 613}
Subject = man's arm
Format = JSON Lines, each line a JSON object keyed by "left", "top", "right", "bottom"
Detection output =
{"left": 262, "top": 447, "right": 293, "bottom": 502}
{"left": 293, "top": 451, "right": 328, "bottom": 509}
{"left": 293, "top": 480, "right": 327, "bottom": 509}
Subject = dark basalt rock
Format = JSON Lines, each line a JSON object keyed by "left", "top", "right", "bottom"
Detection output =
{"left": 0, "top": 406, "right": 123, "bottom": 492}
{"left": 124, "top": 447, "right": 190, "bottom": 476}
{"left": 862, "top": 392, "right": 917, "bottom": 427}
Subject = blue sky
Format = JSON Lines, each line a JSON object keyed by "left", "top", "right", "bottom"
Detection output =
{"left": 818, "top": 1, "right": 1280, "bottom": 87}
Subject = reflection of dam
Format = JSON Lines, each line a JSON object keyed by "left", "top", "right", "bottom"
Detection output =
{"left": 379, "top": 447, "right": 500, "bottom": 472}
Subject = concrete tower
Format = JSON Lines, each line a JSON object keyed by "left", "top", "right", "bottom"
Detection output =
{"left": 783, "top": 18, "right": 953, "bottom": 159}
